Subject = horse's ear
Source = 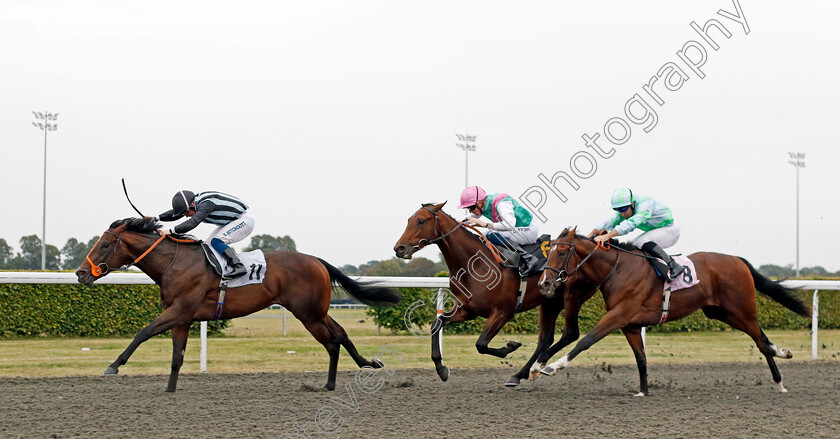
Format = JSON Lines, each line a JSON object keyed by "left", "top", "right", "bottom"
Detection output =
{"left": 569, "top": 226, "right": 577, "bottom": 236}
{"left": 433, "top": 201, "right": 446, "bottom": 212}
{"left": 560, "top": 227, "right": 569, "bottom": 237}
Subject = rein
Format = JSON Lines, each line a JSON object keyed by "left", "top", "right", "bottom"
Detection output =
{"left": 543, "top": 238, "right": 618, "bottom": 290}
{"left": 85, "top": 230, "right": 195, "bottom": 278}
{"left": 413, "top": 206, "right": 503, "bottom": 264}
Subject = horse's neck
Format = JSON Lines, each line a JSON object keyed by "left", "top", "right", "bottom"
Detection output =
{"left": 435, "top": 219, "right": 488, "bottom": 270}
{"left": 576, "top": 241, "right": 635, "bottom": 292}
{"left": 126, "top": 235, "right": 193, "bottom": 281}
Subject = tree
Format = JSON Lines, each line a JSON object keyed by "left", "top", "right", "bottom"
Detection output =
{"left": 62, "top": 236, "right": 99, "bottom": 270}
{"left": 0, "top": 238, "right": 12, "bottom": 268}
{"left": 339, "top": 264, "right": 360, "bottom": 275}
{"left": 16, "top": 235, "right": 60, "bottom": 270}
{"left": 362, "top": 258, "right": 405, "bottom": 276}
{"left": 758, "top": 264, "right": 794, "bottom": 278}
{"left": 243, "top": 234, "right": 296, "bottom": 252}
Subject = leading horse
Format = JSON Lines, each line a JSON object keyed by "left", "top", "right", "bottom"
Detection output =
{"left": 394, "top": 203, "right": 598, "bottom": 386}
{"left": 532, "top": 228, "right": 810, "bottom": 395}
{"left": 75, "top": 217, "right": 400, "bottom": 392}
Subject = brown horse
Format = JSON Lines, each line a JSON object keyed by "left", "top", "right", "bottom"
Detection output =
{"left": 75, "top": 217, "right": 399, "bottom": 392}
{"left": 393, "top": 203, "right": 598, "bottom": 386}
{"left": 532, "top": 228, "right": 810, "bottom": 395}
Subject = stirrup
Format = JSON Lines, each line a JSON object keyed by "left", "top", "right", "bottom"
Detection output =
{"left": 668, "top": 264, "right": 686, "bottom": 280}
{"left": 224, "top": 264, "right": 247, "bottom": 279}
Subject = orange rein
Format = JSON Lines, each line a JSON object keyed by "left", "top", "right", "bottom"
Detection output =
{"left": 460, "top": 222, "right": 504, "bottom": 264}
{"left": 85, "top": 232, "right": 197, "bottom": 277}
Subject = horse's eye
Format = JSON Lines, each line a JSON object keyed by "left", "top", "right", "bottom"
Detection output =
{"left": 102, "top": 243, "right": 110, "bottom": 248}
{"left": 418, "top": 219, "right": 425, "bottom": 225}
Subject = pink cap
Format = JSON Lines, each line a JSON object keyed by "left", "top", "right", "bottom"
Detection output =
{"left": 458, "top": 186, "right": 487, "bottom": 208}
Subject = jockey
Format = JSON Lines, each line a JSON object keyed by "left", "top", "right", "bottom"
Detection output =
{"left": 590, "top": 187, "right": 685, "bottom": 280}
{"left": 151, "top": 190, "right": 254, "bottom": 279}
{"left": 458, "top": 186, "right": 539, "bottom": 247}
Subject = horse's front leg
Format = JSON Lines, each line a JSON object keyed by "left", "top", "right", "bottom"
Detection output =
{"left": 432, "top": 306, "right": 473, "bottom": 382}
{"left": 540, "top": 309, "right": 630, "bottom": 376}
{"left": 529, "top": 286, "right": 596, "bottom": 380}
{"left": 166, "top": 324, "right": 191, "bottom": 393}
{"left": 506, "top": 299, "right": 563, "bottom": 387}
{"left": 104, "top": 305, "right": 192, "bottom": 377}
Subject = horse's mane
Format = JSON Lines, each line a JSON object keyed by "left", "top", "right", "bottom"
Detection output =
{"left": 110, "top": 217, "right": 161, "bottom": 235}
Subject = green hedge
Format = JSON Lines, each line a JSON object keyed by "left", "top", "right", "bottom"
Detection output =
{"left": 0, "top": 283, "right": 229, "bottom": 338}
{"left": 369, "top": 286, "right": 837, "bottom": 335}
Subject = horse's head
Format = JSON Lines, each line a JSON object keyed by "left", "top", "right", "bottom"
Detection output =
{"left": 75, "top": 218, "right": 160, "bottom": 285}
{"left": 394, "top": 202, "right": 448, "bottom": 260}
{"left": 538, "top": 227, "right": 579, "bottom": 296}
{"left": 539, "top": 227, "right": 610, "bottom": 296}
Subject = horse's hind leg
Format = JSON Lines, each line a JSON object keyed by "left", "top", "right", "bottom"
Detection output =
{"left": 621, "top": 326, "right": 649, "bottom": 397}
{"left": 303, "top": 319, "right": 341, "bottom": 391}
{"left": 716, "top": 310, "right": 789, "bottom": 393}
{"left": 166, "top": 324, "right": 190, "bottom": 393}
{"left": 475, "top": 311, "right": 519, "bottom": 358}
{"left": 325, "top": 316, "right": 381, "bottom": 369}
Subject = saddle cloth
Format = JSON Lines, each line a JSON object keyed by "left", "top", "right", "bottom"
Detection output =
{"left": 201, "top": 243, "right": 267, "bottom": 288}
{"left": 662, "top": 255, "right": 700, "bottom": 292}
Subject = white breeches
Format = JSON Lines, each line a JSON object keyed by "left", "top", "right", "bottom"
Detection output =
{"left": 207, "top": 211, "right": 255, "bottom": 245}
{"left": 631, "top": 224, "right": 680, "bottom": 249}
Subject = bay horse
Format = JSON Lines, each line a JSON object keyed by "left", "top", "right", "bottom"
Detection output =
{"left": 532, "top": 227, "right": 810, "bottom": 395}
{"left": 393, "top": 203, "right": 598, "bottom": 386}
{"left": 75, "top": 217, "right": 400, "bottom": 392}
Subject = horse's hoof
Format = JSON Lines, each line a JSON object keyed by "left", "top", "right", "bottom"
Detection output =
{"left": 633, "top": 392, "right": 647, "bottom": 397}
{"left": 103, "top": 367, "right": 119, "bottom": 376}
{"left": 165, "top": 388, "right": 176, "bottom": 393}
{"left": 506, "top": 341, "right": 522, "bottom": 352}
{"left": 505, "top": 377, "right": 521, "bottom": 387}
{"left": 779, "top": 348, "right": 793, "bottom": 359}
{"left": 776, "top": 382, "right": 788, "bottom": 393}
{"left": 371, "top": 358, "right": 385, "bottom": 368}
{"left": 436, "top": 366, "right": 450, "bottom": 382}
{"left": 540, "top": 365, "right": 556, "bottom": 377}
{"left": 324, "top": 383, "right": 336, "bottom": 391}
{"left": 529, "top": 363, "right": 544, "bottom": 380}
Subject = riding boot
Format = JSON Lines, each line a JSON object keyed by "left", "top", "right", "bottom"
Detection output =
{"left": 641, "top": 242, "right": 685, "bottom": 280}
{"left": 222, "top": 248, "right": 247, "bottom": 279}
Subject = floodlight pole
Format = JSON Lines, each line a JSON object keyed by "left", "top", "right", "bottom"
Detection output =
{"left": 32, "top": 111, "right": 58, "bottom": 270}
{"left": 455, "top": 134, "right": 476, "bottom": 187}
{"left": 787, "top": 152, "right": 805, "bottom": 277}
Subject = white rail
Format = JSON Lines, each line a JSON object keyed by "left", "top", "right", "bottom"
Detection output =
{"left": 1, "top": 273, "right": 837, "bottom": 366}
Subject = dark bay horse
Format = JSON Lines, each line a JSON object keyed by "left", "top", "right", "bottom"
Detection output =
{"left": 533, "top": 228, "right": 810, "bottom": 395}
{"left": 75, "top": 218, "right": 400, "bottom": 392}
{"left": 393, "top": 203, "right": 597, "bottom": 386}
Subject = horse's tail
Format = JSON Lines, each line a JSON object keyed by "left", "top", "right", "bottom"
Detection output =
{"left": 738, "top": 257, "right": 810, "bottom": 317}
{"left": 316, "top": 258, "right": 401, "bottom": 307}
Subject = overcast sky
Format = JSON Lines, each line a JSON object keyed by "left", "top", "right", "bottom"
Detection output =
{"left": 1, "top": 0, "right": 838, "bottom": 272}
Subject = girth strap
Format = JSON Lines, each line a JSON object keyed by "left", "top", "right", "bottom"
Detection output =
{"left": 215, "top": 281, "right": 228, "bottom": 320}
{"left": 658, "top": 288, "right": 672, "bottom": 325}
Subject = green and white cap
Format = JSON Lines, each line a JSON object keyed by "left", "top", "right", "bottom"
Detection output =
{"left": 610, "top": 187, "right": 635, "bottom": 209}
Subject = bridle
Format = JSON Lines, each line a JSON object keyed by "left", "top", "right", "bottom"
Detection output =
{"left": 540, "top": 238, "right": 618, "bottom": 292}
{"left": 409, "top": 206, "right": 503, "bottom": 263}
{"left": 84, "top": 229, "right": 181, "bottom": 278}
{"left": 408, "top": 206, "right": 464, "bottom": 252}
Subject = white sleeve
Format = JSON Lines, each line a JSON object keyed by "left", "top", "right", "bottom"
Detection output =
{"left": 490, "top": 201, "right": 517, "bottom": 231}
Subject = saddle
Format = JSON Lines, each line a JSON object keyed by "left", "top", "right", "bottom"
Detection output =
{"left": 495, "top": 234, "right": 551, "bottom": 278}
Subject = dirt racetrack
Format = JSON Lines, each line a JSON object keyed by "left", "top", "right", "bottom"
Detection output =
{"left": 2, "top": 361, "right": 838, "bottom": 439}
